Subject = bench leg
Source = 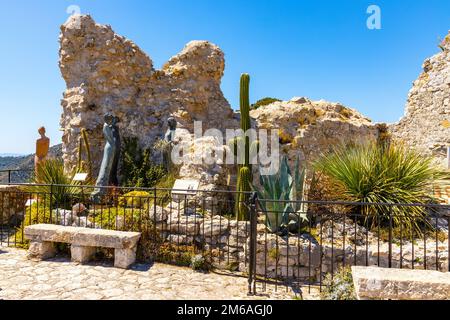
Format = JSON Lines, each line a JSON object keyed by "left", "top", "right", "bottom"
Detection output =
{"left": 71, "top": 245, "right": 96, "bottom": 264}
{"left": 27, "top": 241, "right": 56, "bottom": 261}
{"left": 114, "top": 246, "right": 137, "bottom": 269}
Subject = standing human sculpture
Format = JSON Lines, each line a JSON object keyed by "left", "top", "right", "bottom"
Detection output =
{"left": 91, "top": 114, "right": 121, "bottom": 202}
{"left": 109, "top": 115, "right": 121, "bottom": 186}
{"left": 35, "top": 126, "right": 50, "bottom": 173}
{"left": 163, "top": 117, "right": 177, "bottom": 171}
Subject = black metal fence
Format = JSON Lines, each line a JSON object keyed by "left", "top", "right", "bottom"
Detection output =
{"left": 1, "top": 182, "right": 449, "bottom": 295}
{"left": 0, "top": 183, "right": 251, "bottom": 273}
{"left": 247, "top": 197, "right": 450, "bottom": 294}
{"left": 0, "top": 169, "right": 33, "bottom": 184}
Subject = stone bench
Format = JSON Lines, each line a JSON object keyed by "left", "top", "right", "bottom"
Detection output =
{"left": 352, "top": 266, "right": 450, "bottom": 300}
{"left": 24, "top": 224, "right": 141, "bottom": 269}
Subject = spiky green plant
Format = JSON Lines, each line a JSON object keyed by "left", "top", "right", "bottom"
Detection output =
{"left": 314, "top": 141, "right": 449, "bottom": 234}
{"left": 25, "top": 159, "right": 82, "bottom": 208}
{"left": 253, "top": 156, "right": 308, "bottom": 233}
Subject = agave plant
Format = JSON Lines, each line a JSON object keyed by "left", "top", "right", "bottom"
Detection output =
{"left": 314, "top": 141, "right": 449, "bottom": 235}
{"left": 253, "top": 156, "right": 308, "bottom": 233}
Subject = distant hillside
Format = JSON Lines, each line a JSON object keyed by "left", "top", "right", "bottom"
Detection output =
{"left": 0, "top": 153, "right": 25, "bottom": 157}
{"left": 0, "top": 144, "right": 62, "bottom": 183}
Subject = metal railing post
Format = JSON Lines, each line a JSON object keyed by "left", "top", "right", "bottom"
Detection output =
{"left": 388, "top": 206, "right": 393, "bottom": 268}
{"left": 49, "top": 183, "right": 54, "bottom": 214}
{"left": 247, "top": 191, "right": 258, "bottom": 295}
{"left": 8, "top": 170, "right": 11, "bottom": 184}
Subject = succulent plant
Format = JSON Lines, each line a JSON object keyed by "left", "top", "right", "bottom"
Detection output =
{"left": 253, "top": 156, "right": 308, "bottom": 233}
{"left": 233, "top": 73, "right": 259, "bottom": 221}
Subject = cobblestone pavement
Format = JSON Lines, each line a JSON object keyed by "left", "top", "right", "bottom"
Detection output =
{"left": 0, "top": 247, "right": 319, "bottom": 300}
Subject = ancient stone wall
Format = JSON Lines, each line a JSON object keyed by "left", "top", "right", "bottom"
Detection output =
{"left": 59, "top": 15, "right": 238, "bottom": 175}
{"left": 390, "top": 31, "right": 450, "bottom": 166}
{"left": 0, "top": 185, "right": 26, "bottom": 226}
{"left": 250, "top": 97, "right": 381, "bottom": 167}
{"left": 59, "top": 15, "right": 383, "bottom": 182}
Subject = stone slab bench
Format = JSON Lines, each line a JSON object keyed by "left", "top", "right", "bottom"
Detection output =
{"left": 24, "top": 224, "right": 141, "bottom": 269}
{"left": 352, "top": 266, "right": 450, "bottom": 300}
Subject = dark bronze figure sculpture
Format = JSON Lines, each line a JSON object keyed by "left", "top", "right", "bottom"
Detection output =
{"left": 91, "top": 113, "right": 121, "bottom": 203}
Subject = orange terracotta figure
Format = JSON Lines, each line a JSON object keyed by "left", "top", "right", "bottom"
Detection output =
{"left": 35, "top": 126, "right": 50, "bottom": 173}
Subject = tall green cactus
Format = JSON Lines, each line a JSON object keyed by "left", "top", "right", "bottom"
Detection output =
{"left": 235, "top": 73, "right": 253, "bottom": 221}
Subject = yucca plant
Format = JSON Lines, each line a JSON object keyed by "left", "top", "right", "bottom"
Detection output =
{"left": 253, "top": 156, "right": 308, "bottom": 233}
{"left": 25, "top": 159, "right": 83, "bottom": 208}
{"left": 314, "top": 141, "right": 449, "bottom": 235}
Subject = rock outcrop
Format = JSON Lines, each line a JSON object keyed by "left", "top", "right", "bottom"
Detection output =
{"left": 59, "top": 15, "right": 237, "bottom": 175}
{"left": 390, "top": 31, "right": 450, "bottom": 165}
{"left": 250, "top": 97, "right": 380, "bottom": 165}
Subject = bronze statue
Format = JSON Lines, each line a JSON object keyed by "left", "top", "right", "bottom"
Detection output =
{"left": 109, "top": 115, "right": 121, "bottom": 186}
{"left": 35, "top": 126, "right": 50, "bottom": 173}
{"left": 91, "top": 114, "right": 121, "bottom": 202}
{"left": 163, "top": 117, "right": 177, "bottom": 171}
{"left": 164, "top": 117, "right": 177, "bottom": 143}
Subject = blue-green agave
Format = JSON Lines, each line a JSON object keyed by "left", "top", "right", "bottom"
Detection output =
{"left": 253, "top": 156, "right": 308, "bottom": 233}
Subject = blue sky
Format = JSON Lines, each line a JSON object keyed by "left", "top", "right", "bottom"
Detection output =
{"left": 0, "top": 0, "right": 449, "bottom": 154}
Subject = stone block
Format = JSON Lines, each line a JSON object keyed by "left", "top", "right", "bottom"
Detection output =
{"left": 167, "top": 213, "right": 201, "bottom": 235}
{"left": 204, "top": 235, "right": 229, "bottom": 246}
{"left": 27, "top": 241, "right": 56, "bottom": 261}
{"left": 167, "top": 233, "right": 195, "bottom": 245}
{"left": 71, "top": 245, "right": 96, "bottom": 263}
{"left": 200, "top": 217, "right": 230, "bottom": 236}
{"left": 148, "top": 206, "right": 169, "bottom": 223}
{"left": 114, "top": 247, "right": 137, "bottom": 269}
{"left": 352, "top": 266, "right": 450, "bottom": 300}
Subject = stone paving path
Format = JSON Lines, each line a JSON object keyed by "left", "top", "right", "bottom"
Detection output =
{"left": 0, "top": 246, "right": 319, "bottom": 300}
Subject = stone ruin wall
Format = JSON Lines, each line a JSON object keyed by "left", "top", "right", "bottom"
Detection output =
{"left": 59, "top": 15, "right": 238, "bottom": 177}
{"left": 59, "top": 15, "right": 385, "bottom": 184}
{"left": 250, "top": 97, "right": 381, "bottom": 169}
{"left": 390, "top": 31, "right": 450, "bottom": 166}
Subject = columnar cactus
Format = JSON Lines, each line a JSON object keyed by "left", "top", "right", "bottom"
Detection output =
{"left": 235, "top": 73, "right": 253, "bottom": 221}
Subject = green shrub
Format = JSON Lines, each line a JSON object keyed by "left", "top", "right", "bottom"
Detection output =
{"left": 250, "top": 97, "right": 281, "bottom": 110}
{"left": 12, "top": 202, "right": 52, "bottom": 248}
{"left": 120, "top": 137, "right": 167, "bottom": 188}
{"left": 320, "top": 266, "right": 356, "bottom": 300}
{"left": 155, "top": 243, "right": 197, "bottom": 267}
{"left": 90, "top": 207, "right": 146, "bottom": 231}
{"left": 118, "top": 191, "right": 151, "bottom": 208}
{"left": 314, "top": 141, "right": 449, "bottom": 235}
{"left": 190, "top": 254, "right": 212, "bottom": 272}
{"left": 152, "top": 170, "right": 179, "bottom": 207}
